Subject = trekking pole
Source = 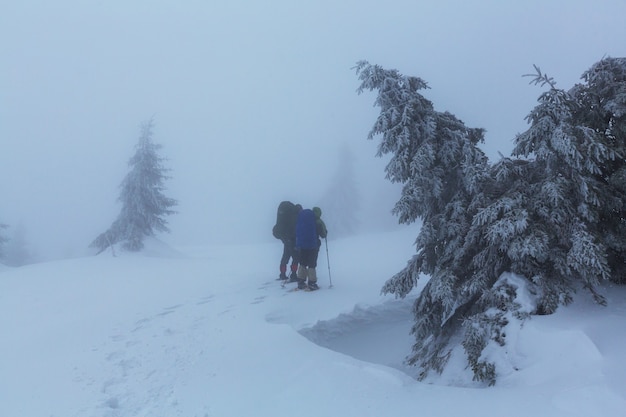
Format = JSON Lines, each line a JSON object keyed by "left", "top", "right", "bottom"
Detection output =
{"left": 324, "top": 238, "right": 333, "bottom": 288}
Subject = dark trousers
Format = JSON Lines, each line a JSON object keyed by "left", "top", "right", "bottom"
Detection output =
{"left": 280, "top": 239, "right": 299, "bottom": 267}
{"left": 299, "top": 247, "right": 319, "bottom": 269}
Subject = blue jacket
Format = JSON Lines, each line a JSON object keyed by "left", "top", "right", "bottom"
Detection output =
{"left": 296, "top": 209, "right": 318, "bottom": 249}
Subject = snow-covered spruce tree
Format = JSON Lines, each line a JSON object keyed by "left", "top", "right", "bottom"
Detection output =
{"left": 90, "top": 119, "right": 177, "bottom": 253}
{"left": 460, "top": 59, "right": 626, "bottom": 382}
{"left": 570, "top": 58, "right": 626, "bottom": 284}
{"left": 318, "top": 145, "right": 360, "bottom": 238}
{"left": 355, "top": 58, "right": 626, "bottom": 385}
{"left": 505, "top": 58, "right": 626, "bottom": 303}
{"left": 355, "top": 61, "right": 496, "bottom": 382}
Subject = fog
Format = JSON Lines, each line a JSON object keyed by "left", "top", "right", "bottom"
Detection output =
{"left": 2, "top": 0, "right": 625, "bottom": 260}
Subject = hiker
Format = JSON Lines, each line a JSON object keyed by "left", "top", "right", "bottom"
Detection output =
{"left": 295, "top": 206, "right": 328, "bottom": 290}
{"left": 272, "top": 201, "right": 302, "bottom": 281}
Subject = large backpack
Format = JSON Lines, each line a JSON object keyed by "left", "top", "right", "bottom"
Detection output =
{"left": 272, "top": 201, "right": 297, "bottom": 240}
{"left": 296, "top": 209, "right": 318, "bottom": 249}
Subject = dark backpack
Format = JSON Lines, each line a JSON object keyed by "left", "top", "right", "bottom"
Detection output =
{"left": 272, "top": 201, "right": 297, "bottom": 240}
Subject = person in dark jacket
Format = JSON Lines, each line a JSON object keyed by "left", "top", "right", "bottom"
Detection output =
{"left": 272, "top": 202, "right": 302, "bottom": 281}
{"left": 295, "top": 207, "right": 327, "bottom": 290}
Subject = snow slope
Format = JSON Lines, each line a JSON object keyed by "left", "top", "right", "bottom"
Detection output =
{"left": 1, "top": 229, "right": 625, "bottom": 417}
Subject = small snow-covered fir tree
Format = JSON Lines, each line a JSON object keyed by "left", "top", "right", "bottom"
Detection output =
{"left": 91, "top": 118, "right": 177, "bottom": 253}
{"left": 318, "top": 145, "right": 360, "bottom": 238}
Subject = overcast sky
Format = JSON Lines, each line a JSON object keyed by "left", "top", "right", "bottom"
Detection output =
{"left": 2, "top": 0, "right": 625, "bottom": 259}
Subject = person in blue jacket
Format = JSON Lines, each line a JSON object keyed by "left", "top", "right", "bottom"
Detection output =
{"left": 295, "top": 207, "right": 328, "bottom": 290}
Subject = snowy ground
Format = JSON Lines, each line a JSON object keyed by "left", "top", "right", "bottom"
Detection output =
{"left": 1, "top": 229, "right": 625, "bottom": 417}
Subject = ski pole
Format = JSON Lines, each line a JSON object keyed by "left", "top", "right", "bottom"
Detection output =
{"left": 324, "top": 238, "right": 333, "bottom": 288}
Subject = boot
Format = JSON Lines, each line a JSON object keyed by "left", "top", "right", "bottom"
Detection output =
{"left": 289, "top": 264, "right": 299, "bottom": 282}
{"left": 278, "top": 265, "right": 288, "bottom": 280}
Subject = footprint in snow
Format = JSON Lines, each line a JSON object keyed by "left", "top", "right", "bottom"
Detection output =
{"left": 196, "top": 294, "right": 215, "bottom": 305}
{"left": 251, "top": 295, "right": 266, "bottom": 304}
{"left": 156, "top": 304, "right": 183, "bottom": 317}
{"left": 256, "top": 281, "right": 275, "bottom": 290}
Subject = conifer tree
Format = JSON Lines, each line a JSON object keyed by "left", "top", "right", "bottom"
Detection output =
{"left": 355, "top": 57, "right": 626, "bottom": 385}
{"left": 570, "top": 58, "right": 626, "bottom": 284}
{"left": 459, "top": 59, "right": 626, "bottom": 382}
{"left": 355, "top": 61, "right": 494, "bottom": 382}
{"left": 502, "top": 58, "right": 626, "bottom": 298}
{"left": 91, "top": 118, "right": 177, "bottom": 253}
